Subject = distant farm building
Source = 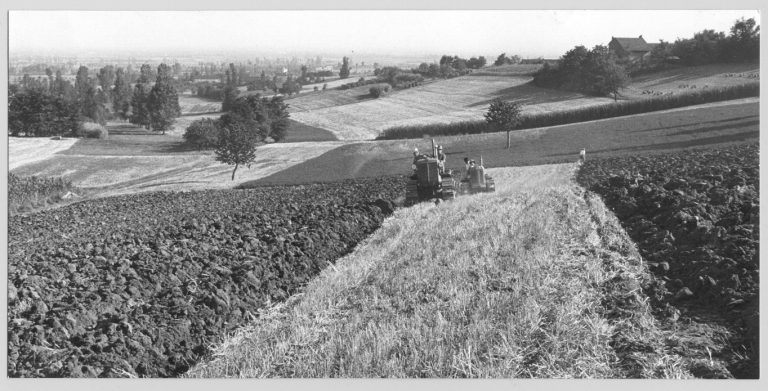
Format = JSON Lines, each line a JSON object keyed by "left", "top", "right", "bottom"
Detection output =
{"left": 609, "top": 35, "right": 658, "bottom": 63}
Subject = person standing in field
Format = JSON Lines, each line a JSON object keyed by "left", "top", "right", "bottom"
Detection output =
{"left": 437, "top": 145, "right": 446, "bottom": 174}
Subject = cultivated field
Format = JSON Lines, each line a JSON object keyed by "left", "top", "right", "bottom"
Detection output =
{"left": 288, "top": 63, "right": 759, "bottom": 140}
{"left": 624, "top": 63, "right": 760, "bottom": 98}
{"left": 188, "top": 163, "right": 690, "bottom": 378}
{"left": 246, "top": 100, "right": 759, "bottom": 185}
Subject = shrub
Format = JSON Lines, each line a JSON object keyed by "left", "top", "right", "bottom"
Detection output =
{"left": 8, "top": 173, "right": 76, "bottom": 215}
{"left": 183, "top": 118, "right": 220, "bottom": 150}
{"left": 369, "top": 83, "right": 392, "bottom": 98}
{"left": 77, "top": 122, "right": 109, "bottom": 139}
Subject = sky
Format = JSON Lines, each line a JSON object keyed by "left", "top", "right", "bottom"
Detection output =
{"left": 9, "top": 10, "right": 761, "bottom": 59}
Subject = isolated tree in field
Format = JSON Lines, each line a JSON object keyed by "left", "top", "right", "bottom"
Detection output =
{"left": 215, "top": 120, "right": 259, "bottom": 180}
{"left": 339, "top": 56, "right": 351, "bottom": 79}
{"left": 147, "top": 63, "right": 182, "bottom": 134}
{"left": 112, "top": 68, "right": 132, "bottom": 120}
{"left": 484, "top": 98, "right": 522, "bottom": 149}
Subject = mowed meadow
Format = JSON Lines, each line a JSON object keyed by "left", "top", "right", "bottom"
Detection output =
{"left": 288, "top": 63, "right": 759, "bottom": 140}
{"left": 187, "top": 164, "right": 690, "bottom": 378}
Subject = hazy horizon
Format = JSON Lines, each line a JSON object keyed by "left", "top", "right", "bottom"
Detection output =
{"left": 9, "top": 10, "right": 760, "bottom": 60}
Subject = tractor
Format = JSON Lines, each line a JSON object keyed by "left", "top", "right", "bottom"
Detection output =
{"left": 460, "top": 156, "right": 495, "bottom": 194}
{"left": 405, "top": 141, "right": 456, "bottom": 205}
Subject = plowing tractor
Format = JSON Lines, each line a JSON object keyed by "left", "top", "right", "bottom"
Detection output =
{"left": 405, "top": 141, "right": 456, "bottom": 205}
{"left": 460, "top": 156, "right": 495, "bottom": 194}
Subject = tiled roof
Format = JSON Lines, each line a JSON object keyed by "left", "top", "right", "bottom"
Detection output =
{"left": 612, "top": 37, "right": 652, "bottom": 52}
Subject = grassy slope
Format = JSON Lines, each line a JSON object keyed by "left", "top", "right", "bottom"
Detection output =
{"left": 244, "top": 100, "right": 758, "bottom": 186}
{"left": 186, "top": 164, "right": 689, "bottom": 378}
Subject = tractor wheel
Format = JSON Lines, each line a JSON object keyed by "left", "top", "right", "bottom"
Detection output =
{"left": 442, "top": 179, "right": 456, "bottom": 201}
{"left": 405, "top": 180, "right": 418, "bottom": 206}
{"left": 486, "top": 177, "right": 496, "bottom": 192}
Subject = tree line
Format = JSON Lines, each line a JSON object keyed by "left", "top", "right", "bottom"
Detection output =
{"left": 9, "top": 63, "right": 181, "bottom": 137}
{"left": 645, "top": 17, "right": 759, "bottom": 69}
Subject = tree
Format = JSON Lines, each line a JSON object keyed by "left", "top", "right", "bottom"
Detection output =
{"left": 494, "top": 53, "right": 509, "bottom": 66}
{"left": 215, "top": 120, "right": 259, "bottom": 180}
{"left": 587, "top": 48, "right": 629, "bottom": 101}
{"left": 727, "top": 17, "right": 760, "bottom": 62}
{"left": 97, "top": 65, "right": 116, "bottom": 106}
{"left": 112, "top": 67, "right": 132, "bottom": 120}
{"left": 339, "top": 56, "right": 351, "bottom": 79}
{"left": 130, "top": 64, "right": 154, "bottom": 129}
{"left": 484, "top": 98, "right": 522, "bottom": 149}
{"left": 147, "top": 63, "right": 182, "bottom": 134}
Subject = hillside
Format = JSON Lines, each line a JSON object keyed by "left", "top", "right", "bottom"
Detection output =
{"left": 244, "top": 100, "right": 759, "bottom": 186}
{"left": 288, "top": 63, "right": 759, "bottom": 140}
{"left": 187, "top": 164, "right": 691, "bottom": 378}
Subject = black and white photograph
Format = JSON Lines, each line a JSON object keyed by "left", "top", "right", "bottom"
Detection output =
{"left": 2, "top": 1, "right": 763, "bottom": 385}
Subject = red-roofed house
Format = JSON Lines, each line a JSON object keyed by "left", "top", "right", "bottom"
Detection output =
{"left": 609, "top": 35, "right": 658, "bottom": 63}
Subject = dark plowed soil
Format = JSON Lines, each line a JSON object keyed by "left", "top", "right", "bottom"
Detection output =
{"left": 577, "top": 142, "right": 759, "bottom": 378}
{"left": 7, "top": 177, "right": 404, "bottom": 378}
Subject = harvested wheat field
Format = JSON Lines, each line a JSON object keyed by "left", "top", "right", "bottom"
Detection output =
{"left": 11, "top": 141, "right": 348, "bottom": 198}
{"left": 8, "top": 137, "right": 79, "bottom": 170}
{"left": 186, "top": 163, "right": 692, "bottom": 378}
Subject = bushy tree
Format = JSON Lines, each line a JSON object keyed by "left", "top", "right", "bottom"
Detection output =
{"left": 112, "top": 67, "right": 132, "bottom": 120}
{"left": 9, "top": 88, "right": 79, "bottom": 137}
{"left": 484, "top": 98, "right": 522, "bottom": 131}
{"left": 147, "top": 63, "right": 182, "bottom": 134}
{"left": 339, "top": 56, "right": 351, "bottom": 79}
{"left": 215, "top": 120, "right": 259, "bottom": 180}
{"left": 485, "top": 98, "right": 523, "bottom": 149}
{"left": 726, "top": 17, "right": 760, "bottom": 62}
{"left": 130, "top": 64, "right": 154, "bottom": 129}
{"left": 183, "top": 118, "right": 219, "bottom": 150}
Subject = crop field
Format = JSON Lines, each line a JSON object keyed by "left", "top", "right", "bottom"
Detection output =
{"left": 625, "top": 63, "right": 759, "bottom": 98}
{"left": 11, "top": 138, "right": 348, "bottom": 198}
{"left": 470, "top": 63, "right": 543, "bottom": 76}
{"left": 7, "top": 177, "right": 402, "bottom": 377}
{"left": 288, "top": 63, "right": 759, "bottom": 140}
{"left": 285, "top": 84, "right": 386, "bottom": 112}
{"left": 245, "top": 100, "right": 759, "bottom": 186}
{"left": 187, "top": 163, "right": 692, "bottom": 378}
{"left": 178, "top": 94, "right": 222, "bottom": 115}
{"left": 577, "top": 143, "right": 759, "bottom": 378}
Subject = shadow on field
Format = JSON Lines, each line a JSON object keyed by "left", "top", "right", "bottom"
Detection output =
{"left": 547, "top": 131, "right": 759, "bottom": 157}
{"left": 630, "top": 115, "right": 760, "bottom": 133}
{"left": 469, "top": 82, "right": 591, "bottom": 108}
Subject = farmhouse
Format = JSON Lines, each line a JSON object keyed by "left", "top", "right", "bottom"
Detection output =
{"left": 608, "top": 35, "right": 658, "bottom": 63}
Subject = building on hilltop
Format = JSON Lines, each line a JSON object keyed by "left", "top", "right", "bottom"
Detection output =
{"left": 608, "top": 35, "right": 658, "bottom": 64}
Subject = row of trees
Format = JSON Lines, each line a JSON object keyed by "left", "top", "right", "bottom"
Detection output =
{"left": 9, "top": 63, "right": 181, "bottom": 137}
{"left": 129, "top": 64, "right": 181, "bottom": 133}
{"left": 494, "top": 53, "right": 522, "bottom": 66}
{"left": 533, "top": 45, "right": 629, "bottom": 100}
